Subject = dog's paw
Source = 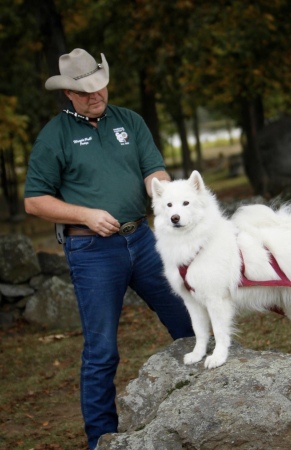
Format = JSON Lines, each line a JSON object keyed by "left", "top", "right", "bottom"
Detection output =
{"left": 184, "top": 351, "right": 204, "bottom": 365}
{"left": 204, "top": 353, "right": 227, "bottom": 369}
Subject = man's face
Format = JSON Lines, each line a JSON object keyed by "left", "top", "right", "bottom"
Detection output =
{"left": 64, "top": 87, "right": 108, "bottom": 118}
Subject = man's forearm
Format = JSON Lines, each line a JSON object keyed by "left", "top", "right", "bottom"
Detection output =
{"left": 24, "top": 195, "right": 90, "bottom": 224}
{"left": 144, "top": 171, "right": 170, "bottom": 197}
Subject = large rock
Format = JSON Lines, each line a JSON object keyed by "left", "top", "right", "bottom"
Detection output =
{"left": 23, "top": 276, "right": 80, "bottom": 329}
{"left": 97, "top": 338, "right": 291, "bottom": 449}
{"left": 0, "top": 234, "right": 40, "bottom": 283}
{"left": 0, "top": 282, "right": 34, "bottom": 302}
{"left": 37, "top": 251, "right": 70, "bottom": 275}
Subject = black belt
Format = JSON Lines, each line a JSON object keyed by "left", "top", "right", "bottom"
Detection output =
{"left": 66, "top": 217, "right": 146, "bottom": 237}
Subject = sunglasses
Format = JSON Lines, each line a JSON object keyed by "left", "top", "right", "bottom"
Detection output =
{"left": 70, "top": 91, "right": 92, "bottom": 98}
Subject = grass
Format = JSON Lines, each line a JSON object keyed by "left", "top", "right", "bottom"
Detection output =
{"left": 1, "top": 307, "right": 290, "bottom": 450}
{"left": 0, "top": 306, "right": 172, "bottom": 450}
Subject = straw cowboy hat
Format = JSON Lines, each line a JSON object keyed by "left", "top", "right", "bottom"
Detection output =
{"left": 45, "top": 48, "right": 109, "bottom": 92}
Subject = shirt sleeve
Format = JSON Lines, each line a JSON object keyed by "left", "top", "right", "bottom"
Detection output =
{"left": 24, "top": 136, "right": 64, "bottom": 198}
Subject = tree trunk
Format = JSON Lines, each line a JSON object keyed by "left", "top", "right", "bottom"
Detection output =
{"left": 172, "top": 111, "right": 193, "bottom": 178}
{"left": 193, "top": 108, "right": 203, "bottom": 172}
{"left": 240, "top": 95, "right": 268, "bottom": 195}
{"left": 26, "top": 0, "right": 68, "bottom": 110}
{"left": 139, "top": 69, "right": 163, "bottom": 152}
{"left": 0, "top": 148, "right": 19, "bottom": 219}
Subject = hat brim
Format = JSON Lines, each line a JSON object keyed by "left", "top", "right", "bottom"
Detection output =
{"left": 45, "top": 53, "right": 109, "bottom": 92}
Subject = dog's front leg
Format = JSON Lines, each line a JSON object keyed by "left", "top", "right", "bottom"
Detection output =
{"left": 204, "top": 296, "right": 235, "bottom": 369}
{"left": 182, "top": 299, "right": 210, "bottom": 365}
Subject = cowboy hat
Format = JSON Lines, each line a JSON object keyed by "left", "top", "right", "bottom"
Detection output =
{"left": 45, "top": 48, "right": 109, "bottom": 92}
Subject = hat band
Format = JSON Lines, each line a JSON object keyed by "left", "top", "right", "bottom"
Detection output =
{"left": 73, "top": 64, "right": 102, "bottom": 80}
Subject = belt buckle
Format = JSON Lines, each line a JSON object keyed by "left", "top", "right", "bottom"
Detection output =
{"left": 119, "top": 221, "right": 137, "bottom": 236}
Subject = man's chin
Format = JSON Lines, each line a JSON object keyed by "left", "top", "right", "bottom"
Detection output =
{"left": 90, "top": 102, "right": 106, "bottom": 113}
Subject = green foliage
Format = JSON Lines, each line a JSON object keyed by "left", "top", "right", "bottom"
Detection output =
{"left": 0, "top": 95, "right": 29, "bottom": 154}
{"left": 1, "top": 0, "right": 291, "bottom": 151}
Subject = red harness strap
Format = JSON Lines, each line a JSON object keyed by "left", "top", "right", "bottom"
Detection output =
{"left": 178, "top": 252, "right": 288, "bottom": 316}
{"left": 239, "top": 251, "right": 291, "bottom": 288}
{"left": 178, "top": 265, "right": 194, "bottom": 292}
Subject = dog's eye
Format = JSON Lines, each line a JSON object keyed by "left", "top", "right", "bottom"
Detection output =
{"left": 167, "top": 203, "right": 172, "bottom": 207}
{"left": 183, "top": 201, "right": 189, "bottom": 206}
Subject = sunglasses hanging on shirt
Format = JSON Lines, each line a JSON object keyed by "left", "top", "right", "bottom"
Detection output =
{"left": 63, "top": 109, "right": 107, "bottom": 122}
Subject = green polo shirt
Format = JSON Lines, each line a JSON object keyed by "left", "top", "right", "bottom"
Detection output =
{"left": 24, "top": 103, "right": 165, "bottom": 223}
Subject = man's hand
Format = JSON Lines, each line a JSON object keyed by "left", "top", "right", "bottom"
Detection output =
{"left": 84, "top": 209, "right": 120, "bottom": 237}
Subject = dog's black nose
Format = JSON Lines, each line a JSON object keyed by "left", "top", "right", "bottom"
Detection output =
{"left": 171, "top": 214, "right": 180, "bottom": 224}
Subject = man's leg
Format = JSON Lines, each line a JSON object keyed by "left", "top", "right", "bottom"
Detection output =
{"left": 64, "top": 234, "right": 131, "bottom": 449}
{"left": 126, "top": 223, "right": 194, "bottom": 339}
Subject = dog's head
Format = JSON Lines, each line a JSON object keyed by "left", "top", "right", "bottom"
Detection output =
{"left": 152, "top": 171, "right": 214, "bottom": 232}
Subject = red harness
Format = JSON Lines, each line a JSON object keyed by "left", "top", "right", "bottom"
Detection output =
{"left": 178, "top": 251, "right": 289, "bottom": 316}
{"left": 239, "top": 252, "right": 291, "bottom": 287}
{"left": 178, "top": 265, "right": 194, "bottom": 292}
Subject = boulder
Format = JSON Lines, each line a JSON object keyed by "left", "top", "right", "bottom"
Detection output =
{"left": 37, "top": 251, "right": 70, "bottom": 275}
{"left": 0, "top": 282, "right": 34, "bottom": 302}
{"left": 0, "top": 234, "right": 40, "bottom": 283}
{"left": 23, "top": 276, "right": 80, "bottom": 329}
{"left": 97, "top": 338, "right": 291, "bottom": 450}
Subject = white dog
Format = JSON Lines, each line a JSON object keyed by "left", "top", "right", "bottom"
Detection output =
{"left": 152, "top": 170, "right": 291, "bottom": 369}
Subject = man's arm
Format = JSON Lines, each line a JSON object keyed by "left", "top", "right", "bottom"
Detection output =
{"left": 144, "top": 171, "right": 170, "bottom": 198}
{"left": 24, "top": 195, "right": 120, "bottom": 237}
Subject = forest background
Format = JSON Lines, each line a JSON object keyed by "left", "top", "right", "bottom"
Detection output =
{"left": 1, "top": 0, "right": 291, "bottom": 220}
{"left": 1, "top": 3, "right": 291, "bottom": 448}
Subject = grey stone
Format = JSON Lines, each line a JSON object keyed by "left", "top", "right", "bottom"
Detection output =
{"left": 23, "top": 276, "right": 80, "bottom": 329}
{"left": 123, "top": 287, "right": 144, "bottom": 306}
{"left": 0, "top": 282, "right": 34, "bottom": 300}
{"left": 97, "top": 338, "right": 291, "bottom": 450}
{"left": 29, "top": 274, "right": 51, "bottom": 289}
{"left": 37, "top": 251, "right": 69, "bottom": 275}
{"left": 0, "top": 234, "right": 40, "bottom": 283}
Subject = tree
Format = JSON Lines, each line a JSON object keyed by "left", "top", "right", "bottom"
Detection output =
{"left": 1, "top": 0, "right": 291, "bottom": 192}
{"left": 182, "top": 0, "right": 291, "bottom": 194}
{"left": 0, "top": 96, "right": 29, "bottom": 218}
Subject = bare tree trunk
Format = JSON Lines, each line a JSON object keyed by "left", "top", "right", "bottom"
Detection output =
{"left": 172, "top": 112, "right": 193, "bottom": 178}
{"left": 193, "top": 108, "right": 203, "bottom": 172}
{"left": 240, "top": 95, "right": 267, "bottom": 195}
{"left": 25, "top": 0, "right": 68, "bottom": 110}
{"left": 139, "top": 69, "right": 163, "bottom": 153}
{"left": 0, "top": 148, "right": 19, "bottom": 219}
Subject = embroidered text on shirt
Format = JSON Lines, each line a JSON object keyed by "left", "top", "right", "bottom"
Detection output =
{"left": 73, "top": 137, "right": 93, "bottom": 146}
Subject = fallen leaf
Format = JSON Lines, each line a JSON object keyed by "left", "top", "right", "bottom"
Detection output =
{"left": 39, "top": 334, "right": 67, "bottom": 343}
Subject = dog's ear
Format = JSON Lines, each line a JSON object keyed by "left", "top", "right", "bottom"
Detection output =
{"left": 189, "top": 170, "right": 205, "bottom": 191}
{"left": 151, "top": 177, "right": 165, "bottom": 197}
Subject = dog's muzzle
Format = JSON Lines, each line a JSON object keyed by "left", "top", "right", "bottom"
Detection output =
{"left": 118, "top": 218, "right": 145, "bottom": 236}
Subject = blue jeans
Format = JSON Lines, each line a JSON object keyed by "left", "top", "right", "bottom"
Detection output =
{"left": 64, "top": 221, "right": 193, "bottom": 449}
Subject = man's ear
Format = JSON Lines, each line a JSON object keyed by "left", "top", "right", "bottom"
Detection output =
{"left": 64, "top": 89, "right": 73, "bottom": 100}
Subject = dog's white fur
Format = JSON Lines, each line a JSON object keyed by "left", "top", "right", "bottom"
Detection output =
{"left": 152, "top": 170, "right": 291, "bottom": 369}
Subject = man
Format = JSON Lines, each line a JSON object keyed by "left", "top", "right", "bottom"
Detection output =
{"left": 24, "top": 48, "right": 194, "bottom": 450}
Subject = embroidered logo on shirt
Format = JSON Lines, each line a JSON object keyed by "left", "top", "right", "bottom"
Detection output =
{"left": 73, "top": 136, "right": 92, "bottom": 146}
{"left": 113, "top": 127, "right": 129, "bottom": 145}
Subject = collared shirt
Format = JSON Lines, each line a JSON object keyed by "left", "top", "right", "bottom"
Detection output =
{"left": 24, "top": 103, "right": 165, "bottom": 223}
